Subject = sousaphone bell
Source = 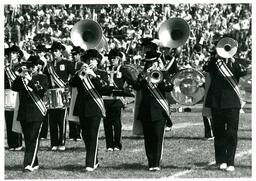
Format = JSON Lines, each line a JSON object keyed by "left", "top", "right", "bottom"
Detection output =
{"left": 216, "top": 37, "right": 238, "bottom": 58}
{"left": 71, "top": 19, "right": 103, "bottom": 50}
{"left": 158, "top": 18, "right": 190, "bottom": 48}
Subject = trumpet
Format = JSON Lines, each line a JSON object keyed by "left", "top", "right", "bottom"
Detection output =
{"left": 78, "top": 63, "right": 95, "bottom": 79}
{"left": 140, "top": 69, "right": 164, "bottom": 84}
{"left": 148, "top": 70, "right": 163, "bottom": 84}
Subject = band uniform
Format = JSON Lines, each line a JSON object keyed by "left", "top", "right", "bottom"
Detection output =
{"left": 44, "top": 42, "right": 75, "bottom": 151}
{"left": 11, "top": 55, "right": 49, "bottom": 171}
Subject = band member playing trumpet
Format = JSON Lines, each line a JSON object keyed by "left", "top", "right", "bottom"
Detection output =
{"left": 34, "top": 44, "right": 50, "bottom": 140}
{"left": 103, "top": 48, "right": 135, "bottom": 151}
{"left": 69, "top": 49, "right": 111, "bottom": 171}
{"left": 11, "top": 55, "right": 49, "bottom": 172}
{"left": 203, "top": 35, "right": 247, "bottom": 172}
{"left": 133, "top": 51, "right": 173, "bottom": 171}
{"left": 4, "top": 46, "right": 23, "bottom": 151}
{"left": 45, "top": 41, "right": 75, "bottom": 151}
{"left": 139, "top": 38, "right": 179, "bottom": 131}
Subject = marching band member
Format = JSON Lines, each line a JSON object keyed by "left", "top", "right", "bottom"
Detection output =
{"left": 203, "top": 35, "right": 248, "bottom": 172}
{"left": 45, "top": 41, "right": 75, "bottom": 151}
{"left": 103, "top": 48, "right": 135, "bottom": 151}
{"left": 202, "top": 72, "right": 214, "bottom": 140}
{"left": 133, "top": 51, "right": 173, "bottom": 171}
{"left": 4, "top": 46, "right": 23, "bottom": 151}
{"left": 68, "top": 46, "right": 85, "bottom": 141}
{"left": 11, "top": 55, "right": 49, "bottom": 172}
{"left": 139, "top": 38, "right": 179, "bottom": 131}
{"left": 69, "top": 49, "right": 111, "bottom": 171}
{"left": 34, "top": 44, "right": 49, "bottom": 140}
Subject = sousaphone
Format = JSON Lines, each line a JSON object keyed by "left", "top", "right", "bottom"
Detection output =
{"left": 158, "top": 17, "right": 190, "bottom": 48}
{"left": 71, "top": 19, "right": 103, "bottom": 50}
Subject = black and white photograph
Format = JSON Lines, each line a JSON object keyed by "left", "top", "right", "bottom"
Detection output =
{"left": 3, "top": 1, "right": 253, "bottom": 179}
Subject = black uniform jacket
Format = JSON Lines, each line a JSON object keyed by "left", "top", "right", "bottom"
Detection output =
{"left": 69, "top": 69, "right": 112, "bottom": 118}
{"left": 104, "top": 65, "right": 135, "bottom": 108}
{"left": 11, "top": 74, "right": 49, "bottom": 122}
{"left": 204, "top": 57, "right": 247, "bottom": 109}
{"left": 44, "top": 59, "right": 75, "bottom": 88}
{"left": 5, "top": 69, "right": 12, "bottom": 89}
{"left": 133, "top": 74, "right": 173, "bottom": 122}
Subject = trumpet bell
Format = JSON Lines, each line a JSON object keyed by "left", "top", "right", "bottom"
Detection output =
{"left": 71, "top": 20, "right": 103, "bottom": 50}
{"left": 216, "top": 37, "right": 238, "bottom": 58}
{"left": 158, "top": 18, "right": 190, "bottom": 48}
{"left": 149, "top": 70, "right": 163, "bottom": 84}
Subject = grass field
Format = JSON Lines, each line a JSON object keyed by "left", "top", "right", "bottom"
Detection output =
{"left": 4, "top": 104, "right": 252, "bottom": 179}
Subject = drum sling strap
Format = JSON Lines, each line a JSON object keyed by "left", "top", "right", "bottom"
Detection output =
{"left": 81, "top": 77, "right": 106, "bottom": 117}
{"left": 216, "top": 59, "right": 245, "bottom": 108}
{"left": 146, "top": 82, "right": 171, "bottom": 121}
{"left": 22, "top": 78, "right": 47, "bottom": 116}
{"left": 47, "top": 65, "right": 65, "bottom": 88}
{"left": 5, "top": 66, "right": 17, "bottom": 85}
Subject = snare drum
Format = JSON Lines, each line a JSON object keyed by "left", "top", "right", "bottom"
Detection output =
{"left": 44, "top": 88, "right": 71, "bottom": 109}
{"left": 5, "top": 89, "right": 18, "bottom": 111}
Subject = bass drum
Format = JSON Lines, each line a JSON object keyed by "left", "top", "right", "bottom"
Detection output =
{"left": 170, "top": 68, "right": 205, "bottom": 106}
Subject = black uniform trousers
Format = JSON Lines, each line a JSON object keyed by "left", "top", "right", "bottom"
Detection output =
{"left": 79, "top": 115, "right": 101, "bottom": 168}
{"left": 141, "top": 118, "right": 166, "bottom": 168}
{"left": 20, "top": 121, "right": 42, "bottom": 167}
{"left": 203, "top": 116, "right": 214, "bottom": 138}
{"left": 68, "top": 121, "right": 81, "bottom": 140}
{"left": 40, "top": 112, "right": 49, "bottom": 139}
{"left": 5, "top": 111, "right": 22, "bottom": 149}
{"left": 211, "top": 108, "right": 240, "bottom": 166}
{"left": 103, "top": 105, "right": 122, "bottom": 149}
{"left": 48, "top": 108, "right": 67, "bottom": 147}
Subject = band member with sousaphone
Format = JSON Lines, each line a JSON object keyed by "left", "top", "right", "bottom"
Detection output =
{"left": 11, "top": 55, "right": 49, "bottom": 172}
{"left": 103, "top": 48, "right": 135, "bottom": 152}
{"left": 4, "top": 45, "right": 23, "bottom": 151}
{"left": 45, "top": 41, "right": 75, "bottom": 151}
{"left": 68, "top": 46, "right": 85, "bottom": 141}
{"left": 136, "top": 37, "right": 179, "bottom": 131}
{"left": 69, "top": 49, "right": 111, "bottom": 171}
{"left": 133, "top": 51, "right": 174, "bottom": 171}
{"left": 203, "top": 34, "right": 247, "bottom": 172}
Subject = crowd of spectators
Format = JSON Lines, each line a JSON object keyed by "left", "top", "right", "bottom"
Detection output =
{"left": 4, "top": 3, "right": 252, "bottom": 70}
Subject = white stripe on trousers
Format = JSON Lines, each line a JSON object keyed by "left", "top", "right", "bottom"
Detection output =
{"left": 29, "top": 122, "right": 43, "bottom": 167}
{"left": 93, "top": 118, "right": 101, "bottom": 168}
{"left": 62, "top": 108, "right": 67, "bottom": 145}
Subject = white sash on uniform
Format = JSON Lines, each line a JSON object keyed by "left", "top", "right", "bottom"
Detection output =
{"left": 216, "top": 59, "right": 245, "bottom": 108}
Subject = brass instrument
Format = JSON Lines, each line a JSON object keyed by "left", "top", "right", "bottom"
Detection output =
{"left": 148, "top": 70, "right": 163, "bottom": 84}
{"left": 71, "top": 19, "right": 108, "bottom": 51}
{"left": 78, "top": 63, "right": 95, "bottom": 79}
{"left": 216, "top": 37, "right": 238, "bottom": 58}
{"left": 158, "top": 18, "right": 190, "bottom": 48}
{"left": 140, "top": 69, "right": 164, "bottom": 85}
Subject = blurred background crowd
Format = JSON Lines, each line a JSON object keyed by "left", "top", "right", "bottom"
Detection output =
{"left": 4, "top": 3, "right": 252, "bottom": 70}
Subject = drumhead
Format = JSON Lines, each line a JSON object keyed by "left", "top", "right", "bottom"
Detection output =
{"left": 170, "top": 68, "right": 205, "bottom": 106}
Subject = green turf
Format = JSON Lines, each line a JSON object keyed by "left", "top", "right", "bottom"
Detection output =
{"left": 4, "top": 109, "right": 251, "bottom": 179}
